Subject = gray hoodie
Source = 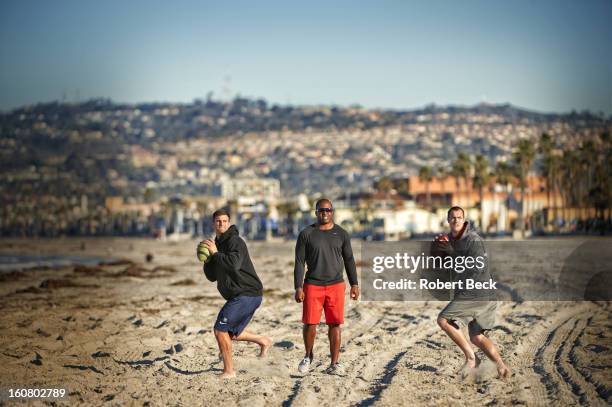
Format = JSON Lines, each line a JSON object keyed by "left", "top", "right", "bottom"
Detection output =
{"left": 446, "top": 221, "right": 494, "bottom": 300}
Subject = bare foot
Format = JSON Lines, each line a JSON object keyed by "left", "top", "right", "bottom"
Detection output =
{"left": 497, "top": 363, "right": 511, "bottom": 379}
{"left": 457, "top": 356, "right": 480, "bottom": 378}
{"left": 220, "top": 370, "right": 237, "bottom": 379}
{"left": 458, "top": 355, "right": 480, "bottom": 372}
{"left": 259, "top": 336, "right": 273, "bottom": 357}
{"left": 457, "top": 356, "right": 480, "bottom": 381}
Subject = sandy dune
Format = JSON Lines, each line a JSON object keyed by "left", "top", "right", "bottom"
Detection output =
{"left": 0, "top": 238, "right": 610, "bottom": 406}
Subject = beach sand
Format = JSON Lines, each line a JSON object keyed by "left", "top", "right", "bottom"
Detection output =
{"left": 0, "top": 237, "right": 610, "bottom": 406}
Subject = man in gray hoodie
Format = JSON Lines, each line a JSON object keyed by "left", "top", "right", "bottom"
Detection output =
{"left": 435, "top": 206, "right": 511, "bottom": 379}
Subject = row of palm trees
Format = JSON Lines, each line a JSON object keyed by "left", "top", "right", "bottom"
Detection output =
{"left": 418, "top": 132, "right": 611, "bottom": 234}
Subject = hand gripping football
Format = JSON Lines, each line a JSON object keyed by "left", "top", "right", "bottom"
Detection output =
{"left": 197, "top": 242, "right": 211, "bottom": 263}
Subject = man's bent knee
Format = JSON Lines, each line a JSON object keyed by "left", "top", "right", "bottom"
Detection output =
{"left": 215, "top": 329, "right": 230, "bottom": 339}
{"left": 437, "top": 316, "right": 448, "bottom": 328}
{"left": 469, "top": 333, "right": 484, "bottom": 345}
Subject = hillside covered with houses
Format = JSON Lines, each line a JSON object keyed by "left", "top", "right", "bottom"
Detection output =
{"left": 1, "top": 98, "right": 610, "bottom": 238}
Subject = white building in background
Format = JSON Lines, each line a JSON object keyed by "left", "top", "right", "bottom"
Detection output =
{"left": 372, "top": 205, "right": 442, "bottom": 240}
{"left": 214, "top": 178, "right": 282, "bottom": 241}
{"left": 220, "top": 178, "right": 281, "bottom": 202}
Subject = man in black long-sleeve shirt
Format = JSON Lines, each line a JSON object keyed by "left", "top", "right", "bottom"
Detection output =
{"left": 294, "top": 198, "right": 359, "bottom": 375}
{"left": 202, "top": 209, "right": 271, "bottom": 378}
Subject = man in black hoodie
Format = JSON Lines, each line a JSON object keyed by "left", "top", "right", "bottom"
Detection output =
{"left": 202, "top": 209, "right": 271, "bottom": 378}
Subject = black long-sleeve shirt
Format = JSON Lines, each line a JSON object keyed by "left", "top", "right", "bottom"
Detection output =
{"left": 294, "top": 223, "right": 358, "bottom": 289}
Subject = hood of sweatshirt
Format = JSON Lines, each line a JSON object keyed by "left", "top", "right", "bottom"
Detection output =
{"left": 450, "top": 220, "right": 479, "bottom": 241}
{"left": 216, "top": 224, "right": 239, "bottom": 245}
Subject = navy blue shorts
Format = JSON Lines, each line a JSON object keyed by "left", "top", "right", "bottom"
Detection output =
{"left": 214, "top": 295, "right": 262, "bottom": 338}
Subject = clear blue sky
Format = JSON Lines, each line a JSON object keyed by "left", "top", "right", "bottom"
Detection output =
{"left": 1, "top": 0, "right": 610, "bottom": 113}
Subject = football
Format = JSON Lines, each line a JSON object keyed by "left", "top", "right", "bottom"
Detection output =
{"left": 434, "top": 233, "right": 449, "bottom": 242}
{"left": 197, "top": 242, "right": 211, "bottom": 263}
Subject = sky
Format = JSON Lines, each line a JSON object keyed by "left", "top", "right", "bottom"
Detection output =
{"left": 1, "top": 0, "right": 611, "bottom": 113}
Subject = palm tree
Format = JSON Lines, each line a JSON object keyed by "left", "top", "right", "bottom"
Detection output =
{"left": 598, "top": 132, "right": 612, "bottom": 221}
{"left": 418, "top": 166, "right": 433, "bottom": 208}
{"left": 558, "top": 142, "right": 603, "bottom": 230}
{"left": 538, "top": 133, "right": 554, "bottom": 226}
{"left": 376, "top": 176, "right": 394, "bottom": 195}
{"left": 450, "top": 163, "right": 462, "bottom": 206}
{"left": 452, "top": 153, "right": 472, "bottom": 207}
{"left": 495, "top": 161, "right": 513, "bottom": 233}
{"left": 561, "top": 135, "right": 611, "bottom": 233}
{"left": 578, "top": 140, "right": 597, "bottom": 220}
{"left": 462, "top": 153, "right": 473, "bottom": 207}
{"left": 513, "top": 139, "right": 536, "bottom": 237}
{"left": 435, "top": 166, "right": 449, "bottom": 207}
{"left": 574, "top": 134, "right": 611, "bottom": 231}
{"left": 558, "top": 149, "right": 577, "bottom": 224}
{"left": 473, "top": 155, "right": 491, "bottom": 231}
{"left": 435, "top": 166, "right": 447, "bottom": 179}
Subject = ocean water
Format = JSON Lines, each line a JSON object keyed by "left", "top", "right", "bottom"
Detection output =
{"left": 0, "top": 254, "right": 108, "bottom": 272}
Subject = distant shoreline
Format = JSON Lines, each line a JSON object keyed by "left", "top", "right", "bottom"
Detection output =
{"left": 0, "top": 254, "right": 110, "bottom": 273}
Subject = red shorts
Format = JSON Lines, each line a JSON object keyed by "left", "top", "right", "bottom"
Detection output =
{"left": 302, "top": 282, "right": 345, "bottom": 325}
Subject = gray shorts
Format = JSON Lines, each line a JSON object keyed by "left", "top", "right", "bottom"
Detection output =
{"left": 439, "top": 300, "right": 497, "bottom": 337}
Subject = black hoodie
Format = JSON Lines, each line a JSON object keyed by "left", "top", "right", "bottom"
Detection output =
{"left": 203, "top": 225, "right": 263, "bottom": 300}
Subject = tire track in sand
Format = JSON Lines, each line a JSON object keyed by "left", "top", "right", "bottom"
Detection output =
{"left": 525, "top": 303, "right": 604, "bottom": 405}
{"left": 281, "top": 304, "right": 439, "bottom": 407}
{"left": 569, "top": 313, "right": 612, "bottom": 404}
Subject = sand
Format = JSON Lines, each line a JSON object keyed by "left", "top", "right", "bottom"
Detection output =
{"left": 0, "top": 237, "right": 610, "bottom": 406}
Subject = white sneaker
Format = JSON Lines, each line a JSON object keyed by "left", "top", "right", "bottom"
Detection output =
{"left": 325, "top": 362, "right": 345, "bottom": 376}
{"left": 298, "top": 357, "right": 312, "bottom": 373}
